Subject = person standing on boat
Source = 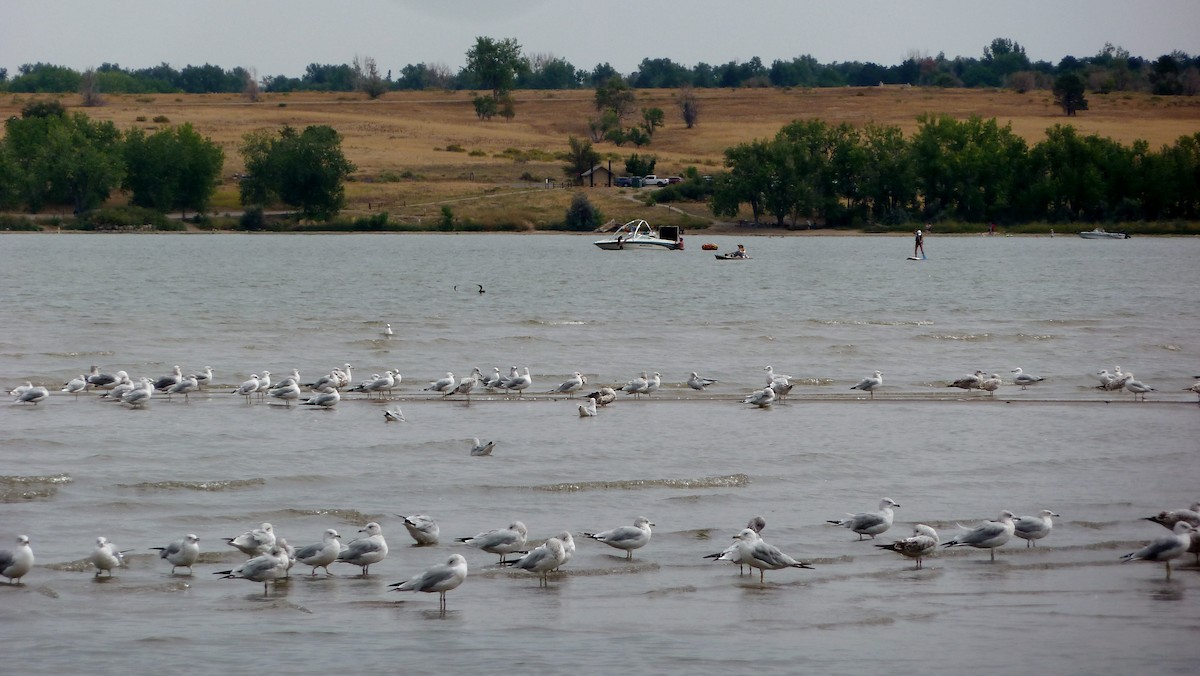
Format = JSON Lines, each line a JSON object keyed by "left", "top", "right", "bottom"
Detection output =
{"left": 914, "top": 228, "right": 925, "bottom": 258}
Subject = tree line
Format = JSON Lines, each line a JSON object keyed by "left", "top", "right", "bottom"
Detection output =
{"left": 0, "top": 101, "right": 355, "bottom": 223}
{"left": 708, "top": 115, "right": 1200, "bottom": 227}
{"left": 2, "top": 38, "right": 1196, "bottom": 96}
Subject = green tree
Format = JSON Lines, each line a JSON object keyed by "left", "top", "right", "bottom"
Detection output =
{"left": 4, "top": 108, "right": 124, "bottom": 212}
{"left": 564, "top": 192, "right": 603, "bottom": 230}
{"left": 239, "top": 125, "right": 356, "bottom": 220}
{"left": 858, "top": 123, "right": 917, "bottom": 224}
{"left": 625, "top": 153, "right": 656, "bottom": 177}
{"left": 124, "top": 122, "right": 223, "bottom": 216}
{"left": 562, "top": 136, "right": 599, "bottom": 181}
{"left": 465, "top": 37, "right": 524, "bottom": 119}
{"left": 594, "top": 75, "right": 635, "bottom": 120}
{"left": 640, "top": 107, "right": 665, "bottom": 137}
{"left": 711, "top": 139, "right": 771, "bottom": 224}
{"left": 1052, "top": 72, "right": 1089, "bottom": 116}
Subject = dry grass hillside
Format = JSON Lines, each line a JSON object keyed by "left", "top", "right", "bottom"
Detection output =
{"left": 5, "top": 87, "right": 1199, "bottom": 229}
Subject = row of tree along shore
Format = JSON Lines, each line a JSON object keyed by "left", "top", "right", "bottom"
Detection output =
{"left": 2, "top": 100, "right": 1199, "bottom": 234}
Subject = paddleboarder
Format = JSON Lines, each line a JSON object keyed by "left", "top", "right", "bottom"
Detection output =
{"left": 914, "top": 228, "right": 926, "bottom": 259}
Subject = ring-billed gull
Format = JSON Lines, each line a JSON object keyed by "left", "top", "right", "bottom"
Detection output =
{"left": 233, "top": 374, "right": 260, "bottom": 402}
{"left": 470, "top": 438, "right": 495, "bottom": 456}
{"left": 948, "top": 370, "right": 985, "bottom": 391}
{"left": 703, "top": 516, "right": 767, "bottom": 574}
{"left": 585, "top": 517, "right": 653, "bottom": 560}
{"left": 733, "top": 528, "right": 814, "bottom": 583}
{"left": 451, "top": 368, "right": 483, "bottom": 400}
{"left": 397, "top": 514, "right": 440, "bottom": 546}
{"left": 269, "top": 380, "right": 302, "bottom": 406}
{"left": 388, "top": 553, "right": 468, "bottom": 610}
{"left": 152, "top": 365, "right": 183, "bottom": 392}
{"left": 224, "top": 523, "right": 276, "bottom": 556}
{"left": 1010, "top": 367, "right": 1044, "bottom": 389}
{"left": 850, "top": 370, "right": 883, "bottom": 399}
{"left": 1122, "top": 372, "right": 1155, "bottom": 401}
{"left": 0, "top": 535, "right": 34, "bottom": 584}
{"left": 500, "top": 536, "right": 567, "bottom": 586}
{"left": 644, "top": 372, "right": 662, "bottom": 396}
{"left": 743, "top": 387, "right": 775, "bottom": 408}
{"left": 383, "top": 323, "right": 394, "bottom": 338}
{"left": 553, "top": 531, "right": 575, "bottom": 569}
{"left": 383, "top": 407, "right": 406, "bottom": 423}
{"left": 827, "top": 497, "right": 899, "bottom": 540}
{"left": 483, "top": 367, "right": 504, "bottom": 390}
{"left": 15, "top": 385, "right": 49, "bottom": 405}
{"left": 875, "top": 524, "right": 939, "bottom": 569}
{"left": 1013, "top": 510, "right": 1059, "bottom": 547}
{"left": 457, "top": 521, "right": 527, "bottom": 562}
{"left": 151, "top": 534, "right": 200, "bottom": 575}
{"left": 620, "top": 372, "right": 649, "bottom": 398}
{"left": 337, "top": 522, "right": 388, "bottom": 574}
{"left": 942, "top": 511, "right": 1016, "bottom": 560}
{"left": 687, "top": 372, "right": 718, "bottom": 391}
{"left": 1143, "top": 502, "right": 1200, "bottom": 530}
{"left": 293, "top": 529, "right": 341, "bottom": 576}
{"left": 120, "top": 379, "right": 153, "bottom": 408}
{"left": 548, "top": 372, "right": 585, "bottom": 397}
{"left": 61, "top": 375, "right": 87, "bottom": 398}
{"left": 301, "top": 387, "right": 340, "bottom": 408}
{"left": 190, "top": 366, "right": 214, "bottom": 389}
{"left": 101, "top": 375, "right": 134, "bottom": 401}
{"left": 8, "top": 381, "right": 33, "bottom": 397}
{"left": 424, "top": 372, "right": 456, "bottom": 398}
{"left": 506, "top": 367, "right": 533, "bottom": 398}
{"left": 90, "top": 536, "right": 128, "bottom": 577}
{"left": 578, "top": 397, "right": 597, "bottom": 417}
{"left": 166, "top": 375, "right": 199, "bottom": 402}
{"left": 87, "top": 368, "right": 123, "bottom": 390}
{"left": 214, "top": 545, "right": 290, "bottom": 593}
{"left": 1121, "top": 522, "right": 1196, "bottom": 580}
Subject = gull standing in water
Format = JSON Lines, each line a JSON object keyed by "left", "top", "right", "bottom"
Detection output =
{"left": 0, "top": 535, "right": 34, "bottom": 584}
{"left": 827, "top": 497, "right": 900, "bottom": 540}
{"left": 166, "top": 375, "right": 199, "bottom": 402}
{"left": 732, "top": 528, "right": 814, "bottom": 583}
{"left": 225, "top": 523, "right": 276, "bottom": 556}
{"left": 1121, "top": 522, "right": 1196, "bottom": 580}
{"left": 388, "top": 553, "right": 468, "bottom": 610}
{"left": 89, "top": 536, "right": 128, "bottom": 577}
{"left": 152, "top": 365, "right": 183, "bottom": 393}
{"left": 8, "top": 381, "right": 34, "bottom": 397}
{"left": 425, "top": 372, "right": 457, "bottom": 398}
{"left": 506, "top": 367, "right": 533, "bottom": 398}
{"left": 548, "top": 372, "right": 585, "bottom": 397}
{"left": 337, "top": 522, "right": 389, "bottom": 575}
{"left": 585, "top": 517, "right": 654, "bottom": 560}
{"left": 301, "top": 387, "right": 340, "bottom": 408}
{"left": 120, "top": 379, "right": 154, "bottom": 408}
{"left": 850, "top": 370, "right": 883, "bottom": 399}
{"left": 451, "top": 368, "right": 483, "bottom": 401}
{"left": 500, "top": 537, "right": 567, "bottom": 586}
{"left": 1143, "top": 502, "right": 1200, "bottom": 530}
{"left": 765, "top": 366, "right": 794, "bottom": 399}
{"left": 743, "top": 387, "right": 775, "bottom": 408}
{"left": 190, "top": 366, "right": 214, "bottom": 389}
{"left": 687, "top": 372, "right": 718, "bottom": 391}
{"left": 1123, "top": 372, "right": 1155, "bottom": 401}
{"left": 703, "top": 516, "right": 768, "bottom": 574}
{"left": 948, "top": 370, "right": 986, "bottom": 391}
{"left": 942, "top": 511, "right": 1016, "bottom": 561}
{"left": 875, "top": 524, "right": 940, "bottom": 569}
{"left": 214, "top": 545, "right": 290, "bottom": 594}
{"left": 457, "top": 521, "right": 528, "bottom": 562}
{"left": 383, "top": 323, "right": 394, "bottom": 338}
{"left": 62, "top": 375, "right": 88, "bottom": 398}
{"left": 979, "top": 373, "right": 1002, "bottom": 396}
{"left": 1010, "top": 367, "right": 1045, "bottom": 389}
{"left": 15, "top": 385, "right": 49, "bottom": 405}
{"left": 398, "top": 515, "right": 440, "bottom": 546}
{"left": 151, "top": 534, "right": 200, "bottom": 575}
{"left": 269, "top": 379, "right": 302, "bottom": 406}
{"left": 1013, "top": 510, "right": 1059, "bottom": 547}
{"left": 233, "top": 374, "right": 260, "bottom": 402}
{"left": 643, "top": 372, "right": 662, "bottom": 396}
{"left": 620, "top": 372, "right": 649, "bottom": 398}
{"left": 293, "top": 529, "right": 341, "bottom": 576}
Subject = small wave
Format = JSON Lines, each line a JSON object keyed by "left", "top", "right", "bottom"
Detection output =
{"left": 0, "top": 473, "right": 73, "bottom": 485}
{"left": 815, "top": 616, "right": 895, "bottom": 630}
{"left": 43, "top": 350, "right": 115, "bottom": 358}
{"left": 280, "top": 508, "right": 378, "bottom": 523}
{"left": 1016, "top": 334, "right": 1058, "bottom": 341}
{"left": 532, "top": 473, "right": 749, "bottom": 492}
{"left": 922, "top": 333, "right": 991, "bottom": 342}
{"left": 812, "top": 319, "right": 934, "bottom": 327}
{"left": 119, "top": 478, "right": 266, "bottom": 491}
{"left": 0, "top": 473, "right": 72, "bottom": 502}
{"left": 524, "top": 319, "right": 589, "bottom": 326}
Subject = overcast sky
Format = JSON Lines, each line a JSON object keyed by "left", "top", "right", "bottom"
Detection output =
{"left": 3, "top": 0, "right": 1198, "bottom": 78}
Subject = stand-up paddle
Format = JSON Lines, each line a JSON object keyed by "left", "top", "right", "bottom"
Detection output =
{"left": 910, "top": 227, "right": 927, "bottom": 260}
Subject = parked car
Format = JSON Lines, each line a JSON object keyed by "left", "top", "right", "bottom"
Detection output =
{"left": 614, "top": 176, "right": 633, "bottom": 187}
{"left": 640, "top": 175, "right": 670, "bottom": 187}
{"left": 667, "top": 176, "right": 683, "bottom": 184}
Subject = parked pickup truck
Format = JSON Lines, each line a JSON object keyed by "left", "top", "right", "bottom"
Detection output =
{"left": 640, "top": 175, "right": 670, "bottom": 187}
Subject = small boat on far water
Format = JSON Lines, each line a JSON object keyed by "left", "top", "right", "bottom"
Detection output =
{"left": 1078, "top": 228, "right": 1130, "bottom": 239}
{"left": 593, "top": 219, "right": 683, "bottom": 251}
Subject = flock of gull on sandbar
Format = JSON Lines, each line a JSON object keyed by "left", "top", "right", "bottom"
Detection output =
{"left": 4, "top": 358, "right": 1199, "bottom": 606}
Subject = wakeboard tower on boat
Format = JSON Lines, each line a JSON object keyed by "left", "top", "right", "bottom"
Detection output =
{"left": 593, "top": 219, "right": 684, "bottom": 250}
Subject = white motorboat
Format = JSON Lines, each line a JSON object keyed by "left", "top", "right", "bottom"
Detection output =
{"left": 1078, "top": 228, "right": 1129, "bottom": 239}
{"left": 593, "top": 219, "right": 683, "bottom": 250}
